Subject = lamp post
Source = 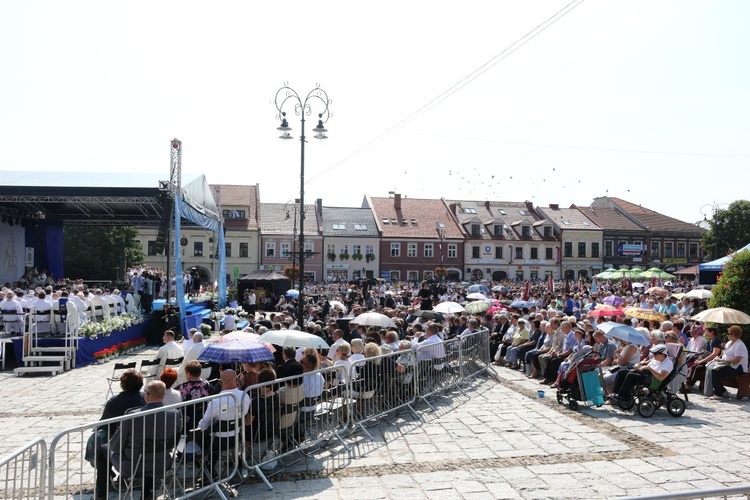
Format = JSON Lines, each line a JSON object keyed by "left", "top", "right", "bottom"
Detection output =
{"left": 274, "top": 83, "right": 331, "bottom": 328}
{"left": 436, "top": 222, "right": 446, "bottom": 279}
{"left": 284, "top": 199, "right": 300, "bottom": 279}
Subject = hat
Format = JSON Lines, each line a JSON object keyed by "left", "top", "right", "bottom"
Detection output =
{"left": 650, "top": 344, "right": 668, "bottom": 355}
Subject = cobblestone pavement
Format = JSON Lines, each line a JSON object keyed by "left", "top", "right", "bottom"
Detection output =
{"left": 2, "top": 350, "right": 750, "bottom": 499}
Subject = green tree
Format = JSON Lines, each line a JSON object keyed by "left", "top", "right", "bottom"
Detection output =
{"left": 701, "top": 200, "right": 750, "bottom": 260}
{"left": 64, "top": 226, "right": 144, "bottom": 281}
{"left": 708, "top": 250, "right": 750, "bottom": 335}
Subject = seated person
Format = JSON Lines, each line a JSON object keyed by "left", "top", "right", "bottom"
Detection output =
{"left": 176, "top": 361, "right": 213, "bottom": 431}
{"left": 246, "top": 369, "right": 279, "bottom": 447}
{"left": 108, "top": 381, "right": 182, "bottom": 500}
{"left": 685, "top": 326, "right": 721, "bottom": 393}
{"left": 197, "top": 369, "right": 250, "bottom": 455}
{"left": 160, "top": 368, "right": 182, "bottom": 406}
{"left": 601, "top": 337, "right": 642, "bottom": 395}
{"left": 608, "top": 344, "right": 673, "bottom": 403}
{"left": 709, "top": 325, "right": 749, "bottom": 401}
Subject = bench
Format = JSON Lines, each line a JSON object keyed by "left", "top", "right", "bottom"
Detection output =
{"left": 721, "top": 373, "right": 750, "bottom": 400}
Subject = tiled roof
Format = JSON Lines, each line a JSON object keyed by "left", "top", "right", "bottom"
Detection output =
{"left": 446, "top": 199, "right": 550, "bottom": 241}
{"left": 537, "top": 206, "right": 602, "bottom": 231}
{"left": 260, "top": 202, "right": 319, "bottom": 235}
{"left": 608, "top": 197, "right": 705, "bottom": 234}
{"left": 367, "top": 196, "right": 463, "bottom": 238}
{"left": 209, "top": 184, "right": 259, "bottom": 230}
{"left": 575, "top": 205, "right": 642, "bottom": 231}
{"left": 321, "top": 207, "right": 379, "bottom": 237}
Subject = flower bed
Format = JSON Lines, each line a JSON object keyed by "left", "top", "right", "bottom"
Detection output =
{"left": 78, "top": 314, "right": 144, "bottom": 340}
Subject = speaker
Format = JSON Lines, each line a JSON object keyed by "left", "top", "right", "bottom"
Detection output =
{"left": 154, "top": 196, "right": 174, "bottom": 255}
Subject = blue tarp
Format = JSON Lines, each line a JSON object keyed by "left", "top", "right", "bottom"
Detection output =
{"left": 699, "top": 242, "right": 750, "bottom": 271}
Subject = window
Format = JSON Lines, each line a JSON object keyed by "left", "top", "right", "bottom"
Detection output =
{"left": 515, "top": 247, "right": 523, "bottom": 259}
{"left": 564, "top": 242, "right": 573, "bottom": 258}
{"left": 471, "top": 224, "right": 480, "bottom": 236}
{"left": 545, "top": 247, "right": 553, "bottom": 260}
{"left": 365, "top": 244, "right": 374, "bottom": 255}
{"left": 390, "top": 242, "right": 400, "bottom": 257}
{"left": 193, "top": 241, "right": 203, "bottom": 257}
{"left": 354, "top": 224, "right": 368, "bottom": 231}
{"left": 281, "top": 242, "right": 290, "bottom": 257}
{"left": 591, "top": 242, "right": 600, "bottom": 258}
{"left": 390, "top": 271, "right": 400, "bottom": 281}
{"left": 522, "top": 226, "right": 530, "bottom": 237}
{"left": 651, "top": 241, "right": 660, "bottom": 258}
{"left": 544, "top": 226, "right": 552, "bottom": 238}
{"left": 498, "top": 209, "right": 507, "bottom": 215}
{"left": 530, "top": 270, "right": 538, "bottom": 280}
{"left": 327, "top": 244, "right": 335, "bottom": 255}
{"left": 495, "top": 246, "right": 503, "bottom": 259}
{"left": 340, "top": 245, "right": 349, "bottom": 255}
{"left": 677, "top": 242, "right": 686, "bottom": 258}
{"left": 332, "top": 223, "right": 346, "bottom": 230}
{"left": 531, "top": 248, "right": 538, "bottom": 259}
{"left": 407, "top": 270, "right": 419, "bottom": 281}
{"left": 424, "top": 243, "right": 434, "bottom": 258}
{"left": 519, "top": 209, "right": 528, "bottom": 216}
{"left": 225, "top": 242, "right": 232, "bottom": 258}
{"left": 447, "top": 244, "right": 457, "bottom": 258}
{"left": 472, "top": 246, "right": 480, "bottom": 258}
{"left": 578, "top": 242, "right": 586, "bottom": 258}
{"left": 463, "top": 207, "right": 477, "bottom": 214}
{"left": 239, "top": 242, "right": 249, "bottom": 258}
{"left": 664, "top": 242, "right": 673, "bottom": 258}
{"left": 407, "top": 243, "right": 417, "bottom": 258}
{"left": 147, "top": 240, "right": 157, "bottom": 256}
{"left": 494, "top": 224, "right": 502, "bottom": 237}
{"left": 304, "top": 241, "right": 314, "bottom": 256}
{"left": 265, "top": 241, "right": 275, "bottom": 258}
{"left": 352, "top": 244, "right": 361, "bottom": 255}
{"left": 222, "top": 209, "right": 246, "bottom": 219}
{"left": 605, "top": 241, "right": 613, "bottom": 257}
{"left": 689, "top": 243, "right": 698, "bottom": 258}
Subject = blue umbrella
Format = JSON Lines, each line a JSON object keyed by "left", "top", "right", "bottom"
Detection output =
{"left": 467, "top": 284, "right": 490, "bottom": 294}
{"left": 509, "top": 300, "right": 535, "bottom": 309}
{"left": 285, "top": 289, "right": 300, "bottom": 297}
{"left": 198, "top": 340, "right": 275, "bottom": 363}
{"left": 597, "top": 321, "right": 650, "bottom": 347}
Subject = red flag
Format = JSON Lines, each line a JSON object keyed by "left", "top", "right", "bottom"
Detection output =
{"left": 548, "top": 274, "right": 554, "bottom": 292}
{"left": 524, "top": 281, "right": 531, "bottom": 300}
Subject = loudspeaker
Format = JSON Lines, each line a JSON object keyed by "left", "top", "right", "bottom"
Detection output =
{"left": 154, "top": 196, "right": 174, "bottom": 255}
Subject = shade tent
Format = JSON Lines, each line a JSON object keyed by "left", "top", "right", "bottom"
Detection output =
{"left": 238, "top": 270, "right": 292, "bottom": 301}
{"left": 698, "top": 242, "right": 750, "bottom": 284}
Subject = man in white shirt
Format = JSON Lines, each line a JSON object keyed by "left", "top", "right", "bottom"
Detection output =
{"left": 176, "top": 332, "right": 206, "bottom": 385}
{"left": 198, "top": 369, "right": 249, "bottom": 448}
{"left": 415, "top": 323, "right": 446, "bottom": 369}
{"left": 32, "top": 291, "right": 53, "bottom": 334}
{"left": 90, "top": 289, "right": 110, "bottom": 322}
{"left": 1, "top": 291, "right": 24, "bottom": 334}
{"left": 157, "top": 330, "right": 184, "bottom": 361}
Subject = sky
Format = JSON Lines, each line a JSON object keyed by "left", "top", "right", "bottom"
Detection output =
{"left": 1, "top": 1, "right": 748, "bottom": 224}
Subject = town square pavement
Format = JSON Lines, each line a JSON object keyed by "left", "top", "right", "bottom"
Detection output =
{"left": 1, "top": 346, "right": 749, "bottom": 499}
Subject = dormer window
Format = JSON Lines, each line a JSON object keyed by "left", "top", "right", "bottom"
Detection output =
{"left": 544, "top": 226, "right": 552, "bottom": 238}
{"left": 471, "top": 224, "right": 480, "bottom": 236}
{"left": 522, "top": 226, "right": 531, "bottom": 237}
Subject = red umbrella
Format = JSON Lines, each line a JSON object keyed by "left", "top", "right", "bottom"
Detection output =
{"left": 587, "top": 307, "right": 625, "bottom": 317}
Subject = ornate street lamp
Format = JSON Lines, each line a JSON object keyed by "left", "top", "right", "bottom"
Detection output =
{"left": 274, "top": 83, "right": 331, "bottom": 327}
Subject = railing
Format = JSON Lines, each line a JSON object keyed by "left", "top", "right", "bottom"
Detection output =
{"left": 3, "top": 329, "right": 493, "bottom": 498}
{"left": 47, "top": 392, "right": 242, "bottom": 500}
{"left": 620, "top": 485, "right": 750, "bottom": 500}
{"left": 0, "top": 438, "right": 47, "bottom": 500}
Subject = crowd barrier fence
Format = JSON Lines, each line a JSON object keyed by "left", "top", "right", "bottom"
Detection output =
{"left": 4, "top": 329, "right": 491, "bottom": 498}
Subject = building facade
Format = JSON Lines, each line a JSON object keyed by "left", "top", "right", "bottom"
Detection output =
{"left": 536, "top": 204, "right": 603, "bottom": 280}
{"left": 319, "top": 202, "right": 380, "bottom": 282}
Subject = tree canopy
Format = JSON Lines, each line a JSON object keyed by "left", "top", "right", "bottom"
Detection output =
{"left": 63, "top": 226, "right": 144, "bottom": 281}
{"left": 701, "top": 200, "right": 750, "bottom": 260}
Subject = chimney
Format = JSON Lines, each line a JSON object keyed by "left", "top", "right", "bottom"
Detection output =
{"left": 394, "top": 193, "right": 401, "bottom": 211}
{"left": 485, "top": 200, "right": 491, "bottom": 210}
{"left": 525, "top": 200, "right": 535, "bottom": 213}
{"left": 316, "top": 198, "right": 323, "bottom": 220}
{"left": 549, "top": 203, "right": 559, "bottom": 210}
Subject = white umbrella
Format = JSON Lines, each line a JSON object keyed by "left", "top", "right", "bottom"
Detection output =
{"left": 685, "top": 289, "right": 713, "bottom": 300}
{"left": 466, "top": 292, "right": 489, "bottom": 301}
{"left": 434, "top": 301, "right": 465, "bottom": 314}
{"left": 258, "top": 330, "right": 330, "bottom": 349}
{"left": 691, "top": 307, "right": 750, "bottom": 325}
{"left": 349, "top": 312, "right": 396, "bottom": 328}
{"left": 329, "top": 300, "right": 348, "bottom": 313}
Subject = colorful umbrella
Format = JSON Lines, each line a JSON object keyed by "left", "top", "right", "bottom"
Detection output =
{"left": 646, "top": 287, "right": 669, "bottom": 297}
{"left": 639, "top": 268, "right": 675, "bottom": 279}
{"left": 198, "top": 340, "right": 275, "bottom": 363}
{"left": 587, "top": 307, "right": 625, "bottom": 317}
{"left": 467, "top": 284, "right": 490, "bottom": 294}
{"left": 597, "top": 321, "right": 650, "bottom": 346}
{"left": 624, "top": 307, "right": 666, "bottom": 322}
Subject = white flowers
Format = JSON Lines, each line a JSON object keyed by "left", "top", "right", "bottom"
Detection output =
{"left": 79, "top": 314, "right": 144, "bottom": 339}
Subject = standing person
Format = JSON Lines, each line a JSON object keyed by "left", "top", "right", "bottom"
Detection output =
{"left": 247, "top": 290, "right": 257, "bottom": 315}
{"left": 418, "top": 282, "right": 433, "bottom": 311}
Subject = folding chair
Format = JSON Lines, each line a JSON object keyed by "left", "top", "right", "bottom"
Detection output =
{"left": 159, "top": 357, "right": 183, "bottom": 377}
{"left": 199, "top": 361, "right": 213, "bottom": 380}
{"left": 106, "top": 361, "right": 139, "bottom": 400}
{"left": 140, "top": 358, "right": 161, "bottom": 381}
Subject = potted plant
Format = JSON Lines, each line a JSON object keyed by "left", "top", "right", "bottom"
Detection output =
{"left": 352, "top": 253, "right": 363, "bottom": 261}
{"left": 365, "top": 252, "right": 376, "bottom": 263}
{"left": 94, "top": 350, "right": 107, "bottom": 364}
{"left": 435, "top": 267, "right": 447, "bottom": 279}
{"left": 200, "top": 323, "right": 212, "bottom": 338}
{"left": 327, "top": 252, "right": 336, "bottom": 262}
{"left": 339, "top": 253, "right": 350, "bottom": 260}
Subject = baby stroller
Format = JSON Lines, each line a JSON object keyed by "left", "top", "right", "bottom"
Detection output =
{"left": 556, "top": 349, "right": 604, "bottom": 411}
{"left": 615, "top": 350, "right": 688, "bottom": 418}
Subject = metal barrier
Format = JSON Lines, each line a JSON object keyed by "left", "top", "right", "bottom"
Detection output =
{"left": 0, "top": 438, "right": 47, "bottom": 500}
{"left": 415, "top": 335, "right": 463, "bottom": 409}
{"left": 47, "top": 392, "right": 243, "bottom": 500}
{"left": 348, "top": 347, "right": 420, "bottom": 441}
{"left": 241, "top": 363, "right": 348, "bottom": 490}
{"left": 620, "top": 485, "right": 750, "bottom": 500}
{"left": 9, "top": 329, "right": 493, "bottom": 496}
{"left": 458, "top": 329, "right": 491, "bottom": 382}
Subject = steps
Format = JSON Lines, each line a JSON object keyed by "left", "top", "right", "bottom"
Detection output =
{"left": 13, "top": 322, "right": 77, "bottom": 376}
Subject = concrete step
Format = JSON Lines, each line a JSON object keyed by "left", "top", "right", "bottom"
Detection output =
{"left": 14, "top": 364, "right": 64, "bottom": 376}
{"left": 23, "top": 354, "right": 70, "bottom": 363}
{"left": 31, "top": 346, "right": 76, "bottom": 353}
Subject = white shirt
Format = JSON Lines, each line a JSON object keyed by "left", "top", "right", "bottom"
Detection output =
{"left": 723, "top": 339, "right": 749, "bottom": 372}
{"left": 157, "top": 340, "right": 184, "bottom": 361}
{"left": 198, "top": 388, "right": 249, "bottom": 437}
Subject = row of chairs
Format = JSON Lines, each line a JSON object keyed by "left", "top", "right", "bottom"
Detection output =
{"left": 106, "top": 357, "right": 213, "bottom": 399}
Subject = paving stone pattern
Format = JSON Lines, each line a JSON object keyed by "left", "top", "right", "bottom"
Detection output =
{"left": 2, "top": 348, "right": 750, "bottom": 499}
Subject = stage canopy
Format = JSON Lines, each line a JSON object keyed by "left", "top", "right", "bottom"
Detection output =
{"left": 699, "top": 242, "right": 750, "bottom": 272}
